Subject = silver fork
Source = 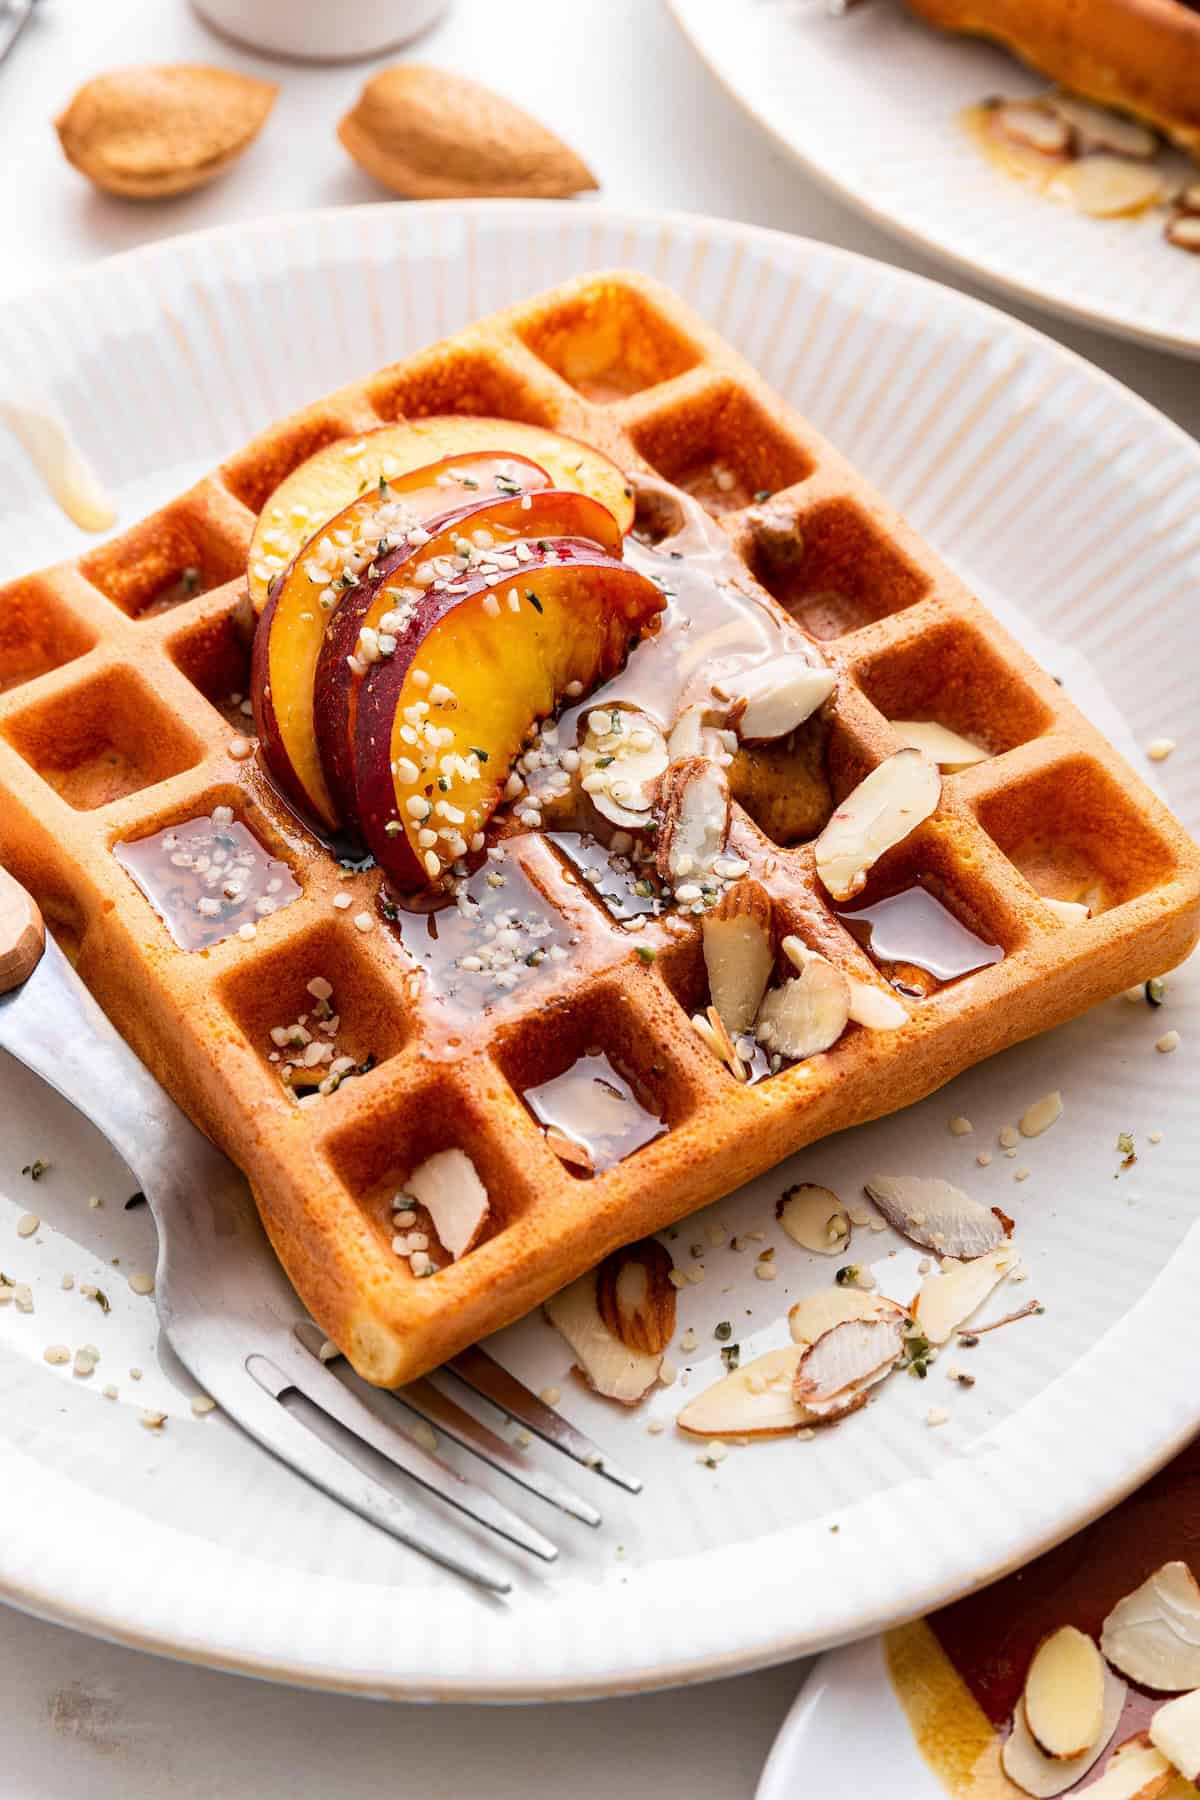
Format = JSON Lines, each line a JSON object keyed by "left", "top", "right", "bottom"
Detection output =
{"left": 0, "top": 867, "right": 639, "bottom": 1595}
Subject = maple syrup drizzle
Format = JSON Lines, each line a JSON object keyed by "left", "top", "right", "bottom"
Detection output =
{"left": 524, "top": 1050, "right": 668, "bottom": 1175}
{"left": 575, "top": 476, "right": 815, "bottom": 737}
{"left": 887, "top": 1441, "right": 1200, "bottom": 1794}
{"left": 837, "top": 885, "right": 1003, "bottom": 998}
{"left": 515, "top": 475, "right": 829, "bottom": 861}
{"left": 379, "top": 843, "right": 576, "bottom": 1013}
{"left": 113, "top": 807, "right": 301, "bottom": 951}
{"left": 545, "top": 829, "right": 671, "bottom": 922}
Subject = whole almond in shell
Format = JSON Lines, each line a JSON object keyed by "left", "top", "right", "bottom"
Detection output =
{"left": 56, "top": 65, "right": 278, "bottom": 200}
{"left": 338, "top": 65, "right": 597, "bottom": 200}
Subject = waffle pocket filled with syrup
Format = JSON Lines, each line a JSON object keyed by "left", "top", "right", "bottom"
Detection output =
{"left": 1, "top": 270, "right": 1197, "bottom": 1387}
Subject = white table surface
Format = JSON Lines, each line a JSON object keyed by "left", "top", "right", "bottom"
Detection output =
{"left": 1, "top": 2, "right": 1196, "bottom": 1794}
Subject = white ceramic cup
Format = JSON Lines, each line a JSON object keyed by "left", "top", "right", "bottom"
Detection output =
{"left": 192, "top": 0, "right": 449, "bottom": 63}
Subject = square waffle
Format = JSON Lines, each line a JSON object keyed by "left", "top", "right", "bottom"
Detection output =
{"left": 1, "top": 270, "right": 1197, "bottom": 1388}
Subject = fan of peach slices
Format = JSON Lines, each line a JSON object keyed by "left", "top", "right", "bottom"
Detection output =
{"left": 248, "top": 418, "right": 659, "bottom": 886}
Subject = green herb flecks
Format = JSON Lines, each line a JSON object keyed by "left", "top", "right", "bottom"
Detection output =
{"left": 902, "top": 1324, "right": 933, "bottom": 1379}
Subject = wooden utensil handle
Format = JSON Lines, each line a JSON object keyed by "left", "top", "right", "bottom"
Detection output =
{"left": 0, "top": 865, "right": 45, "bottom": 994}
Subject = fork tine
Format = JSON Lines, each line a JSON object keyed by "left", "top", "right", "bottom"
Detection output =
{"left": 405, "top": 1378, "right": 603, "bottom": 1528}
{"left": 448, "top": 1345, "right": 644, "bottom": 1495}
{"left": 201, "top": 1357, "right": 513, "bottom": 1594}
{"left": 267, "top": 1345, "right": 559, "bottom": 1562}
{"left": 293, "top": 1325, "right": 602, "bottom": 1528}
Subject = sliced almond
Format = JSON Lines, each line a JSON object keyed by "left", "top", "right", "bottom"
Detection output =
{"left": 777, "top": 1184, "right": 852, "bottom": 1256}
{"left": 702, "top": 880, "right": 774, "bottom": 1036}
{"left": 1063, "top": 1740, "right": 1174, "bottom": 1800}
{"left": 711, "top": 655, "right": 836, "bottom": 744}
{"left": 579, "top": 706, "right": 668, "bottom": 830}
{"left": 1050, "top": 155, "right": 1167, "bottom": 218}
{"left": 667, "top": 703, "right": 728, "bottom": 764}
{"left": 1002, "top": 1664, "right": 1127, "bottom": 1798}
{"left": 1020, "top": 1091, "right": 1063, "bottom": 1138}
{"left": 846, "top": 980, "right": 909, "bottom": 1030}
{"left": 990, "top": 100, "right": 1073, "bottom": 157}
{"left": 676, "top": 1341, "right": 877, "bottom": 1438}
{"left": 1044, "top": 896, "right": 1091, "bottom": 925}
{"left": 781, "top": 934, "right": 908, "bottom": 1031}
{"left": 691, "top": 1009, "right": 746, "bottom": 1080}
{"left": 405, "top": 1149, "right": 489, "bottom": 1261}
{"left": 595, "top": 1239, "right": 676, "bottom": 1356}
{"left": 1024, "top": 1626, "right": 1106, "bottom": 1760}
{"left": 814, "top": 749, "right": 941, "bottom": 903}
{"left": 544, "top": 1126, "right": 595, "bottom": 1173}
{"left": 1166, "top": 216, "right": 1200, "bottom": 254}
{"left": 863, "top": 1174, "right": 1008, "bottom": 1260}
{"left": 789, "top": 1287, "right": 898, "bottom": 1345}
{"left": 338, "top": 65, "right": 597, "bottom": 200}
{"left": 755, "top": 953, "right": 851, "bottom": 1061}
{"left": 1149, "top": 1688, "right": 1200, "bottom": 1781}
{"left": 1101, "top": 1563, "right": 1200, "bottom": 1692}
{"left": 913, "top": 1246, "right": 1018, "bottom": 1344}
{"left": 891, "top": 720, "right": 988, "bottom": 772}
{"left": 657, "top": 757, "right": 730, "bottom": 887}
{"left": 677, "top": 1346, "right": 811, "bottom": 1439}
{"left": 793, "top": 1314, "right": 904, "bottom": 1404}
{"left": 1048, "top": 94, "right": 1158, "bottom": 159}
{"left": 55, "top": 65, "right": 278, "bottom": 200}
{"left": 544, "top": 1269, "right": 664, "bottom": 1405}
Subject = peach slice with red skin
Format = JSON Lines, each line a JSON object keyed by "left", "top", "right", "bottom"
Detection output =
{"left": 248, "top": 418, "right": 637, "bottom": 613}
{"left": 252, "top": 450, "right": 550, "bottom": 831}
{"left": 352, "top": 542, "right": 665, "bottom": 887}
{"left": 314, "top": 488, "right": 624, "bottom": 828}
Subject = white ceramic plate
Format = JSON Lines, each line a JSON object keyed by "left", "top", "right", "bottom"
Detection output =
{"left": 668, "top": 0, "right": 1200, "bottom": 359}
{"left": 1, "top": 201, "right": 1198, "bottom": 1701}
{"left": 756, "top": 1637, "right": 937, "bottom": 1799}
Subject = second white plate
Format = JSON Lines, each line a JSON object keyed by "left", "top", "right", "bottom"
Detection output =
{"left": 669, "top": 0, "right": 1200, "bottom": 358}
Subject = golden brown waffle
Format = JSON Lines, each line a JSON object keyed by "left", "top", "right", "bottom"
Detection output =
{"left": 903, "top": 0, "right": 1200, "bottom": 158}
{"left": 1, "top": 270, "right": 1197, "bottom": 1387}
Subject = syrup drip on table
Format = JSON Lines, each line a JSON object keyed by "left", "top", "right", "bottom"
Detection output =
{"left": 379, "top": 843, "right": 576, "bottom": 1013}
{"left": 524, "top": 1050, "right": 667, "bottom": 1175}
{"left": 113, "top": 808, "right": 301, "bottom": 951}
{"left": 837, "top": 885, "right": 1002, "bottom": 998}
{"left": 886, "top": 1439, "right": 1200, "bottom": 1796}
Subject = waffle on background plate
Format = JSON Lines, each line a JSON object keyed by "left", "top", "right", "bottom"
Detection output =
{"left": 903, "top": 0, "right": 1200, "bottom": 157}
{"left": 0, "top": 270, "right": 1197, "bottom": 1388}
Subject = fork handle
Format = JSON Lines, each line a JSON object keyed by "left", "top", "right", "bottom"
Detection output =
{"left": 0, "top": 864, "right": 44, "bottom": 994}
{"left": 0, "top": 862, "right": 220, "bottom": 1206}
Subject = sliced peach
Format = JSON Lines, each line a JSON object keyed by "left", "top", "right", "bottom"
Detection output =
{"left": 248, "top": 419, "right": 636, "bottom": 613}
{"left": 252, "top": 451, "right": 549, "bottom": 830}
{"left": 353, "top": 543, "right": 665, "bottom": 887}
{"left": 314, "top": 488, "right": 624, "bottom": 827}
